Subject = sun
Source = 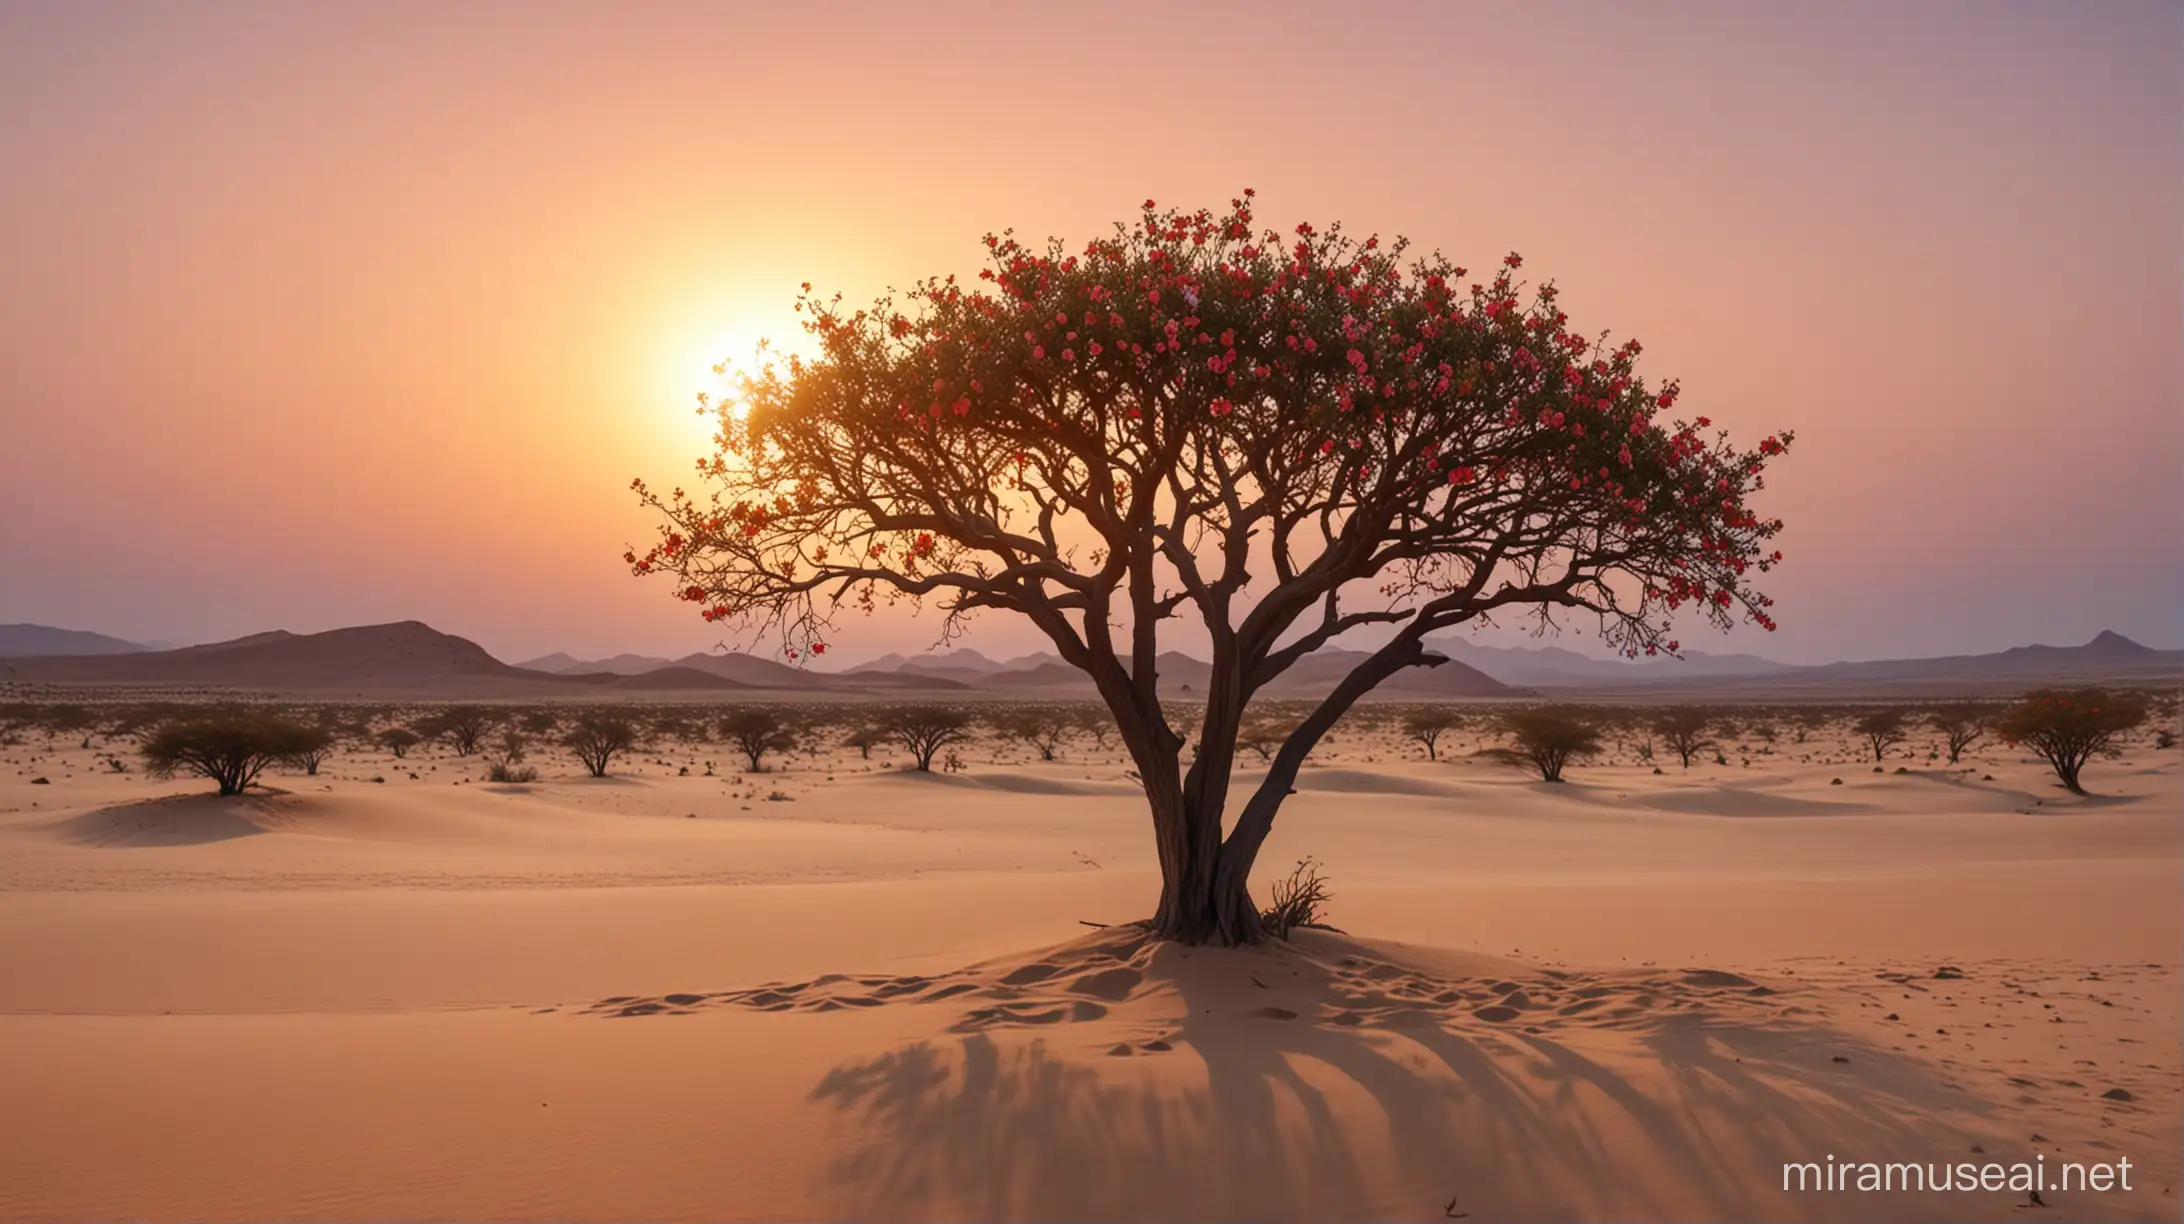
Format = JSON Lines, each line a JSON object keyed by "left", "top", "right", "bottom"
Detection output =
{"left": 678, "top": 326, "right": 762, "bottom": 413}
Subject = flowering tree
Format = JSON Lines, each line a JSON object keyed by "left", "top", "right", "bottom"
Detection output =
{"left": 631, "top": 194, "right": 1790, "bottom": 944}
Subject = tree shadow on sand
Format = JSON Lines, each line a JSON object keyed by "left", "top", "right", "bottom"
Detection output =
{"left": 795, "top": 934, "right": 2008, "bottom": 1221}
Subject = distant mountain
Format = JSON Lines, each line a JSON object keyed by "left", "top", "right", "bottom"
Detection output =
{"left": 21, "top": 619, "right": 2161, "bottom": 699}
{"left": 594, "top": 665, "right": 752, "bottom": 692}
{"left": 1477, "top": 630, "right": 2181, "bottom": 696}
{"left": 899, "top": 648, "right": 1008, "bottom": 675}
{"left": 900, "top": 646, "right": 1518, "bottom": 698}
{"left": 850, "top": 648, "right": 1057, "bottom": 677}
{"left": 663, "top": 651, "right": 823, "bottom": 687}
{"left": 536, "top": 652, "right": 676, "bottom": 676}
{"left": 0, "top": 624, "right": 148, "bottom": 657}
{"left": 1422, "top": 635, "right": 1796, "bottom": 688}
{"left": 1715, "top": 631, "right": 2184, "bottom": 694}
{"left": 0, "top": 621, "right": 529, "bottom": 691}
{"left": 514, "top": 651, "right": 587, "bottom": 673}
{"left": 556, "top": 648, "right": 973, "bottom": 692}
{"left": 491, "top": 642, "right": 982, "bottom": 693}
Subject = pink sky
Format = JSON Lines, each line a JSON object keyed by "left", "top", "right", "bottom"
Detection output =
{"left": 2, "top": 1, "right": 2177, "bottom": 666}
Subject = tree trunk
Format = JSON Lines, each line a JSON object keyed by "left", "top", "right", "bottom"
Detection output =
{"left": 1150, "top": 839, "right": 1263, "bottom": 945}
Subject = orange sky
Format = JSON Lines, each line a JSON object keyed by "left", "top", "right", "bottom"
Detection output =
{"left": 2, "top": 1, "right": 2177, "bottom": 666}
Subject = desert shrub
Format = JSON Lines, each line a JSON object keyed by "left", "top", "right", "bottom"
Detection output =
{"left": 1259, "top": 857, "right": 1331, "bottom": 940}
{"left": 885, "top": 707, "right": 972, "bottom": 772}
{"left": 282, "top": 725, "right": 337, "bottom": 776}
{"left": 35, "top": 703, "right": 97, "bottom": 746}
{"left": 377, "top": 727, "right": 421, "bottom": 758}
{"left": 1789, "top": 708, "right": 1828, "bottom": 743}
{"left": 842, "top": 723, "right": 887, "bottom": 760}
{"left": 141, "top": 712, "right": 322, "bottom": 795}
{"left": 563, "top": 714, "right": 637, "bottom": 778}
{"left": 719, "top": 707, "right": 798, "bottom": 772}
{"left": 1652, "top": 707, "right": 1717, "bottom": 769}
{"left": 1489, "top": 706, "right": 1602, "bottom": 782}
{"left": 1401, "top": 710, "right": 1459, "bottom": 761}
{"left": 1237, "top": 715, "right": 1297, "bottom": 762}
{"left": 1925, "top": 703, "right": 1989, "bottom": 764}
{"left": 517, "top": 708, "right": 561, "bottom": 735}
{"left": 1995, "top": 688, "right": 2148, "bottom": 795}
{"left": 988, "top": 708, "right": 1070, "bottom": 761}
{"left": 1075, "top": 707, "right": 1117, "bottom": 752}
{"left": 414, "top": 706, "right": 499, "bottom": 756}
{"left": 659, "top": 709, "right": 723, "bottom": 745}
{"left": 1853, "top": 708, "right": 1909, "bottom": 762}
{"left": 484, "top": 731, "right": 537, "bottom": 783}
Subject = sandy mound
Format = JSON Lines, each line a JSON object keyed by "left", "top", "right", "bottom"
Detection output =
{"left": 52, "top": 792, "right": 311, "bottom": 847}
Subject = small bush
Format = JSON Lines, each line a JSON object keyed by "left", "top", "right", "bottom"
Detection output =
{"left": 1401, "top": 710, "right": 1460, "bottom": 761}
{"left": 142, "top": 712, "right": 322, "bottom": 796}
{"left": 720, "top": 708, "right": 798, "bottom": 773}
{"left": 885, "top": 708, "right": 972, "bottom": 772}
{"left": 1260, "top": 856, "right": 1331, "bottom": 940}
{"left": 987, "top": 708, "right": 1070, "bottom": 761}
{"left": 842, "top": 724, "right": 887, "bottom": 759}
{"left": 1237, "top": 715, "right": 1296, "bottom": 762}
{"left": 1926, "top": 704, "right": 1990, "bottom": 764}
{"left": 283, "top": 726, "right": 337, "bottom": 776}
{"left": 415, "top": 706, "right": 500, "bottom": 756}
{"left": 1488, "top": 707, "right": 1602, "bottom": 782}
{"left": 563, "top": 715, "right": 637, "bottom": 778}
{"left": 1652, "top": 708, "right": 1717, "bottom": 769}
{"left": 1854, "top": 709, "right": 1910, "bottom": 762}
{"left": 1995, "top": 688, "right": 2148, "bottom": 795}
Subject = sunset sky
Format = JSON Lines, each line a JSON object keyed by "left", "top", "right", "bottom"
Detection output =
{"left": 2, "top": 1, "right": 2177, "bottom": 667}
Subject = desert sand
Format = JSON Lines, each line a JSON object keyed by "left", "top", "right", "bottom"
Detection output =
{"left": 0, "top": 714, "right": 2176, "bottom": 1221}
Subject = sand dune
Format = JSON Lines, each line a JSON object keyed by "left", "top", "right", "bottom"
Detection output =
{"left": 0, "top": 719, "right": 2176, "bottom": 1220}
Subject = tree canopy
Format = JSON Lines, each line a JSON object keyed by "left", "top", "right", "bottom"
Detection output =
{"left": 632, "top": 194, "right": 1790, "bottom": 943}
